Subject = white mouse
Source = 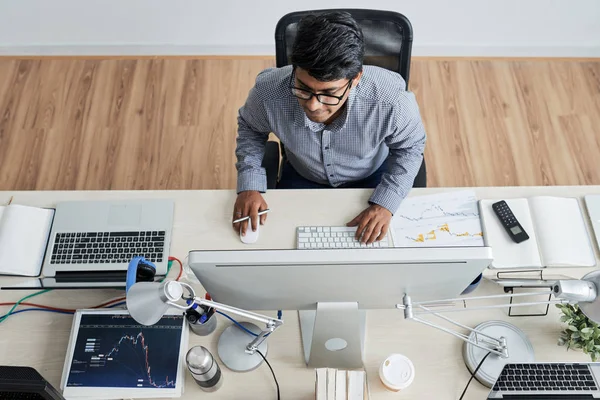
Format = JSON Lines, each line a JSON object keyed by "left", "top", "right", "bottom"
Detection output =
{"left": 240, "top": 223, "right": 259, "bottom": 244}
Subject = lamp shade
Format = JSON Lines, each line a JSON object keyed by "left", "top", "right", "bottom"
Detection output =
{"left": 126, "top": 281, "right": 184, "bottom": 325}
{"left": 579, "top": 270, "right": 600, "bottom": 325}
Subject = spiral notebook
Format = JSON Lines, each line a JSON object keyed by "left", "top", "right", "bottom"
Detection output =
{"left": 479, "top": 197, "right": 596, "bottom": 269}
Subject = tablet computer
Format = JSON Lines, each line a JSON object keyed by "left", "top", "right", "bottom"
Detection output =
{"left": 60, "top": 309, "right": 188, "bottom": 399}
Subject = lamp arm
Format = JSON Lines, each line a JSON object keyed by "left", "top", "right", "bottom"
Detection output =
{"left": 192, "top": 296, "right": 283, "bottom": 354}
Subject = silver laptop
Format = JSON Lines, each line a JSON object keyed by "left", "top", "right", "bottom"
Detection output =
{"left": 42, "top": 199, "right": 174, "bottom": 279}
{"left": 586, "top": 195, "right": 600, "bottom": 253}
{"left": 488, "top": 362, "right": 600, "bottom": 399}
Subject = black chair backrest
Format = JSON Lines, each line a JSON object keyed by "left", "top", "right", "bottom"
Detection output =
{"left": 275, "top": 9, "right": 413, "bottom": 89}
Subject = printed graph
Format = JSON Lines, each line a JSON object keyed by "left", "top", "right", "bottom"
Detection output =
{"left": 390, "top": 190, "right": 484, "bottom": 247}
{"left": 67, "top": 314, "right": 183, "bottom": 389}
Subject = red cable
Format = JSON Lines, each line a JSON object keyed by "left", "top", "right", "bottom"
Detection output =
{"left": 169, "top": 256, "right": 184, "bottom": 281}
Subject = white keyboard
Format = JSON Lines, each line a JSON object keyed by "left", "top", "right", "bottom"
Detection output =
{"left": 296, "top": 226, "right": 391, "bottom": 249}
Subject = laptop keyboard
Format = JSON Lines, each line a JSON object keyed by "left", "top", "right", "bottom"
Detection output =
{"left": 0, "top": 393, "right": 46, "bottom": 399}
{"left": 493, "top": 363, "right": 598, "bottom": 392}
{"left": 50, "top": 231, "right": 165, "bottom": 265}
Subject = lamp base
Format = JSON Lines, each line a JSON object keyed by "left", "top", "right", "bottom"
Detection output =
{"left": 217, "top": 322, "right": 267, "bottom": 372}
{"left": 463, "top": 320, "right": 534, "bottom": 388}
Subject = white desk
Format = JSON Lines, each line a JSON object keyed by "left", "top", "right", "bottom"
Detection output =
{"left": 1, "top": 186, "right": 600, "bottom": 400}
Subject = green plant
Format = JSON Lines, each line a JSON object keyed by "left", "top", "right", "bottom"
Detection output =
{"left": 556, "top": 303, "right": 600, "bottom": 361}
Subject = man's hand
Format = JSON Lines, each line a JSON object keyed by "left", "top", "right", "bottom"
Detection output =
{"left": 346, "top": 204, "right": 392, "bottom": 244}
{"left": 233, "top": 191, "right": 268, "bottom": 236}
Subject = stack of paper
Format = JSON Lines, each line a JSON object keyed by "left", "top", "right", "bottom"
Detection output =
{"left": 315, "top": 368, "right": 364, "bottom": 400}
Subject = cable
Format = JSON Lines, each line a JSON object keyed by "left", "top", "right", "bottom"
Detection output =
{"left": 0, "top": 297, "right": 126, "bottom": 313}
{"left": 216, "top": 311, "right": 258, "bottom": 336}
{"left": 169, "top": 256, "right": 183, "bottom": 281}
{"left": 0, "top": 302, "right": 75, "bottom": 312}
{"left": 0, "top": 308, "right": 74, "bottom": 319}
{"left": 459, "top": 352, "right": 492, "bottom": 400}
{"left": 106, "top": 301, "right": 126, "bottom": 308}
{"left": 256, "top": 349, "right": 280, "bottom": 400}
{"left": 0, "top": 289, "right": 51, "bottom": 323}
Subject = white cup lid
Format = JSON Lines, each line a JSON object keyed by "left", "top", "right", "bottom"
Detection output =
{"left": 379, "top": 353, "right": 415, "bottom": 390}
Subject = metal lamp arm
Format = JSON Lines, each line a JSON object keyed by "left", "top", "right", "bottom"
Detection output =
{"left": 193, "top": 297, "right": 283, "bottom": 353}
{"left": 397, "top": 280, "right": 598, "bottom": 359}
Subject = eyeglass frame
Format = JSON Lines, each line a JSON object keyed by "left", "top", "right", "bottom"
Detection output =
{"left": 289, "top": 71, "right": 353, "bottom": 106}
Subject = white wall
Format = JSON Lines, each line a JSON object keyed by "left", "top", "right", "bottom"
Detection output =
{"left": 0, "top": 0, "right": 599, "bottom": 57}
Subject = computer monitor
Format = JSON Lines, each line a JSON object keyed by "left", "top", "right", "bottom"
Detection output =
{"left": 189, "top": 247, "right": 493, "bottom": 368}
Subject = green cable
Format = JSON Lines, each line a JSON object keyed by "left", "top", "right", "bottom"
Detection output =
{"left": 0, "top": 289, "right": 53, "bottom": 324}
{"left": 160, "top": 260, "right": 173, "bottom": 282}
{"left": 1, "top": 261, "right": 174, "bottom": 324}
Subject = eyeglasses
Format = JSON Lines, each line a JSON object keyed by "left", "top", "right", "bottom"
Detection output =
{"left": 290, "top": 78, "right": 353, "bottom": 106}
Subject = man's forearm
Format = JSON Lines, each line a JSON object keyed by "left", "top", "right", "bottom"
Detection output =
{"left": 369, "top": 147, "right": 424, "bottom": 214}
{"left": 235, "top": 125, "right": 269, "bottom": 193}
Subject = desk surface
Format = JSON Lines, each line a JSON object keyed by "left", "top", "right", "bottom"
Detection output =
{"left": 1, "top": 186, "right": 600, "bottom": 400}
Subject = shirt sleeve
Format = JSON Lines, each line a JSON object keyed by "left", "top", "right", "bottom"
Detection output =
{"left": 369, "top": 91, "right": 427, "bottom": 214}
{"left": 235, "top": 82, "right": 272, "bottom": 194}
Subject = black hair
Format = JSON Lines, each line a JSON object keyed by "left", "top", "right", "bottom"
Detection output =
{"left": 291, "top": 11, "right": 364, "bottom": 82}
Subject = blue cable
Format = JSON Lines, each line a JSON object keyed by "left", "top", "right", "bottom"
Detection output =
{"left": 106, "top": 301, "right": 126, "bottom": 308}
{"left": 216, "top": 311, "right": 258, "bottom": 336}
{"left": 0, "top": 308, "right": 74, "bottom": 320}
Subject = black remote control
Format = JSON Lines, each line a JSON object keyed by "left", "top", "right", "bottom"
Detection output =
{"left": 492, "top": 200, "right": 530, "bottom": 243}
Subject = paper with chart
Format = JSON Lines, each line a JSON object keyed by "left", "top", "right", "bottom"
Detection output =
{"left": 390, "top": 190, "right": 484, "bottom": 247}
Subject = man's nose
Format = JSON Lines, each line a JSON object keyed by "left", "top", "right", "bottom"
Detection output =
{"left": 306, "top": 96, "right": 322, "bottom": 112}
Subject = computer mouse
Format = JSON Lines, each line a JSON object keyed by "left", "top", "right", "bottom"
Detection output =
{"left": 240, "top": 223, "right": 259, "bottom": 244}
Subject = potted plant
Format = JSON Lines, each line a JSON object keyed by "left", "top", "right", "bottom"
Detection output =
{"left": 556, "top": 303, "right": 600, "bottom": 361}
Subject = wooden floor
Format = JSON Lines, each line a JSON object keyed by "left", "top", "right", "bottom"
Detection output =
{"left": 0, "top": 57, "right": 599, "bottom": 191}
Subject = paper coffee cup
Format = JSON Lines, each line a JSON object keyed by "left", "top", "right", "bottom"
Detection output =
{"left": 379, "top": 353, "right": 415, "bottom": 391}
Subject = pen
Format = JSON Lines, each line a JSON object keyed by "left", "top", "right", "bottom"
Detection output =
{"left": 232, "top": 209, "right": 270, "bottom": 224}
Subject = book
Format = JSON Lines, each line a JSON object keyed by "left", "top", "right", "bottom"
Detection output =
{"left": 315, "top": 368, "right": 327, "bottom": 400}
{"left": 479, "top": 197, "right": 596, "bottom": 269}
{"left": 335, "top": 370, "right": 347, "bottom": 400}
{"left": 347, "top": 370, "right": 365, "bottom": 400}
{"left": 0, "top": 204, "right": 55, "bottom": 276}
{"left": 326, "top": 368, "right": 336, "bottom": 400}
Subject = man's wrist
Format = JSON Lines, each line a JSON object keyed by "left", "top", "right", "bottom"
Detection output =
{"left": 237, "top": 171, "right": 267, "bottom": 194}
{"left": 369, "top": 185, "right": 403, "bottom": 215}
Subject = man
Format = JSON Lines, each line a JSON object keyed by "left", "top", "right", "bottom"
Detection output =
{"left": 233, "top": 11, "right": 426, "bottom": 244}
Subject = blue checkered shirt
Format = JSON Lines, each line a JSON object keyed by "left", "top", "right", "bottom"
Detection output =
{"left": 235, "top": 65, "right": 426, "bottom": 214}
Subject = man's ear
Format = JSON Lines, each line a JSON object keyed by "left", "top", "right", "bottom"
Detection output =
{"left": 352, "top": 70, "right": 363, "bottom": 86}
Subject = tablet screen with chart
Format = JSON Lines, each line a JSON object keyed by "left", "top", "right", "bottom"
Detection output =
{"left": 65, "top": 313, "right": 184, "bottom": 389}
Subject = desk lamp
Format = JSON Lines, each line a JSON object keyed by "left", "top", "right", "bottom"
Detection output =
{"left": 397, "top": 270, "right": 600, "bottom": 387}
{"left": 126, "top": 279, "right": 284, "bottom": 372}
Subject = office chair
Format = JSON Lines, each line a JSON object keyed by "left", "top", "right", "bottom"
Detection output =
{"left": 262, "top": 9, "right": 427, "bottom": 190}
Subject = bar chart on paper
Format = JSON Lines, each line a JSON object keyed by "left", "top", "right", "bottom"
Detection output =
{"left": 390, "top": 190, "right": 484, "bottom": 247}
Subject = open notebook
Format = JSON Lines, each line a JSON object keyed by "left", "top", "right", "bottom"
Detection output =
{"left": 0, "top": 204, "right": 55, "bottom": 276}
{"left": 479, "top": 197, "right": 595, "bottom": 269}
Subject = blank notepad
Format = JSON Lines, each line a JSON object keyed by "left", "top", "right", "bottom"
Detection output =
{"left": 0, "top": 205, "right": 55, "bottom": 276}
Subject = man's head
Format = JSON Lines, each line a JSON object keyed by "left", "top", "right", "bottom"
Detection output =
{"left": 290, "top": 11, "right": 364, "bottom": 124}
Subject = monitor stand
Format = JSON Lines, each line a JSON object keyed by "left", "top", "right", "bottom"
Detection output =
{"left": 299, "top": 302, "right": 366, "bottom": 368}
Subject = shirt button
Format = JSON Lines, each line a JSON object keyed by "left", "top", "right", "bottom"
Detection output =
{"left": 325, "top": 146, "right": 329, "bottom": 150}
{"left": 326, "top": 164, "right": 331, "bottom": 166}
{"left": 329, "top": 174, "right": 334, "bottom": 177}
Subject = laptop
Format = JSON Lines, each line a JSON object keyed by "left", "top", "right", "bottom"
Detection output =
{"left": 488, "top": 362, "right": 600, "bottom": 399}
{"left": 585, "top": 195, "right": 600, "bottom": 253}
{"left": 0, "top": 365, "right": 65, "bottom": 399}
{"left": 41, "top": 199, "right": 174, "bottom": 280}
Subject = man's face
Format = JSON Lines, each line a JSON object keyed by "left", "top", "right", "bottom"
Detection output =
{"left": 293, "top": 68, "right": 361, "bottom": 124}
